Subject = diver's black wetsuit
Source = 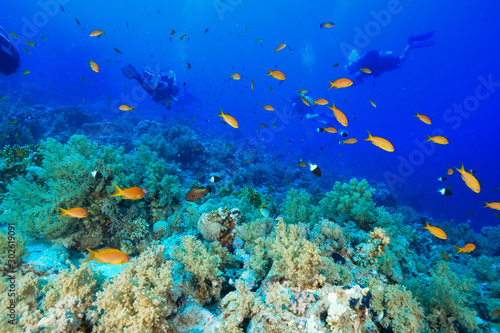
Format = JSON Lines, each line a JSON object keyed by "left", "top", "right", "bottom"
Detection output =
{"left": 353, "top": 50, "right": 402, "bottom": 78}
{"left": 346, "top": 31, "right": 435, "bottom": 85}
{"left": 121, "top": 64, "right": 179, "bottom": 108}
{"left": 0, "top": 27, "right": 20, "bottom": 75}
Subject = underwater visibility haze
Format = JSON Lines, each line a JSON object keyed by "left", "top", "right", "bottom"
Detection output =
{"left": 0, "top": 0, "right": 500, "bottom": 332}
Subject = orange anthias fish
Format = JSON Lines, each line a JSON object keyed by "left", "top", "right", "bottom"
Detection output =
{"left": 365, "top": 130, "right": 394, "bottom": 152}
{"left": 186, "top": 185, "right": 213, "bottom": 201}
{"left": 230, "top": 73, "right": 241, "bottom": 80}
{"left": 89, "top": 58, "right": 99, "bottom": 73}
{"left": 447, "top": 168, "right": 454, "bottom": 175}
{"left": 328, "top": 78, "right": 353, "bottom": 89}
{"left": 313, "top": 98, "right": 329, "bottom": 106}
{"left": 426, "top": 135, "right": 448, "bottom": 145}
{"left": 484, "top": 202, "right": 500, "bottom": 211}
{"left": 369, "top": 100, "right": 377, "bottom": 108}
{"left": 274, "top": 43, "right": 286, "bottom": 53}
{"left": 250, "top": 79, "right": 254, "bottom": 90}
{"left": 455, "top": 163, "right": 480, "bottom": 193}
{"left": 300, "top": 96, "right": 311, "bottom": 106}
{"left": 340, "top": 138, "right": 358, "bottom": 145}
{"left": 89, "top": 30, "right": 105, "bottom": 37}
{"left": 415, "top": 112, "right": 432, "bottom": 125}
{"left": 454, "top": 243, "right": 476, "bottom": 254}
{"left": 262, "top": 105, "right": 274, "bottom": 111}
{"left": 218, "top": 109, "right": 239, "bottom": 128}
{"left": 328, "top": 102, "right": 348, "bottom": 127}
{"left": 58, "top": 207, "right": 89, "bottom": 218}
{"left": 110, "top": 182, "right": 147, "bottom": 199}
{"left": 266, "top": 69, "right": 286, "bottom": 80}
{"left": 119, "top": 105, "right": 135, "bottom": 111}
{"left": 360, "top": 68, "right": 372, "bottom": 74}
{"left": 422, "top": 220, "right": 447, "bottom": 239}
{"left": 317, "top": 127, "right": 337, "bottom": 133}
{"left": 81, "top": 248, "right": 130, "bottom": 265}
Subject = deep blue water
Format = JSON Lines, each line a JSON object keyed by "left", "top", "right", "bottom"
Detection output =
{"left": 1, "top": 0, "right": 499, "bottom": 230}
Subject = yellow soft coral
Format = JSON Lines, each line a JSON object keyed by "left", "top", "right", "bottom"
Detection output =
{"left": 267, "top": 221, "right": 322, "bottom": 288}
{"left": 90, "top": 246, "right": 176, "bottom": 333}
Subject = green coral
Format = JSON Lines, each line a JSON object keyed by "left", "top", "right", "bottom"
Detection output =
{"left": 319, "top": 178, "right": 376, "bottom": 230}
{"left": 282, "top": 188, "right": 322, "bottom": 225}
{"left": 0, "top": 135, "right": 181, "bottom": 253}
{"left": 406, "top": 261, "right": 479, "bottom": 332}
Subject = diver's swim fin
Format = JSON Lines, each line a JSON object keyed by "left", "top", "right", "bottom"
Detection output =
{"left": 121, "top": 64, "right": 139, "bottom": 79}
{"left": 410, "top": 40, "right": 435, "bottom": 49}
{"left": 408, "top": 30, "right": 435, "bottom": 43}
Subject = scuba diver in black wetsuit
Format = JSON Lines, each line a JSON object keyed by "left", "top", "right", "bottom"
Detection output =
{"left": 121, "top": 64, "right": 179, "bottom": 109}
{"left": 0, "top": 26, "right": 20, "bottom": 75}
{"left": 346, "top": 31, "right": 435, "bottom": 86}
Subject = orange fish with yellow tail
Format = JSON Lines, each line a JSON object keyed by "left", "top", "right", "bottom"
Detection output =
{"left": 58, "top": 207, "right": 89, "bottom": 218}
{"left": 365, "top": 131, "right": 394, "bottom": 152}
{"left": 455, "top": 163, "right": 480, "bottom": 193}
{"left": 110, "top": 182, "right": 147, "bottom": 199}
{"left": 422, "top": 220, "right": 447, "bottom": 239}
{"left": 454, "top": 244, "right": 476, "bottom": 254}
{"left": 81, "top": 248, "right": 129, "bottom": 265}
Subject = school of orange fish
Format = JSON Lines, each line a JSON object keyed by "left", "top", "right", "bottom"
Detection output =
{"left": 14, "top": 16, "right": 498, "bottom": 264}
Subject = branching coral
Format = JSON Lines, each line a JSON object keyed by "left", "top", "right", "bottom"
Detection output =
{"left": 267, "top": 221, "right": 322, "bottom": 287}
{"left": 41, "top": 264, "right": 105, "bottom": 313}
{"left": 382, "top": 284, "right": 426, "bottom": 332}
{"left": 219, "top": 279, "right": 259, "bottom": 333}
{"left": 282, "top": 188, "right": 322, "bottom": 225}
{"left": 406, "top": 261, "right": 479, "bottom": 332}
{"left": 319, "top": 178, "right": 376, "bottom": 230}
{"left": 173, "top": 235, "right": 225, "bottom": 305}
{"left": 90, "top": 245, "right": 176, "bottom": 333}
